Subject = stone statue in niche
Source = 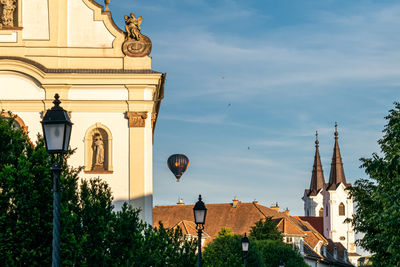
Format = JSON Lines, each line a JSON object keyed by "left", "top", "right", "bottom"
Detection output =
{"left": 92, "top": 133, "right": 105, "bottom": 170}
{"left": 0, "top": 0, "right": 17, "bottom": 28}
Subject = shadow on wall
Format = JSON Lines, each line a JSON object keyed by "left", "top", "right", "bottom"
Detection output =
{"left": 112, "top": 194, "right": 153, "bottom": 224}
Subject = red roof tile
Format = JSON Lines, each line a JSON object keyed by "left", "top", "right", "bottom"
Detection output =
{"left": 298, "top": 216, "right": 324, "bottom": 235}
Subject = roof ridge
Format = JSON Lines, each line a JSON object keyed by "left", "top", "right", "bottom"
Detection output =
{"left": 252, "top": 202, "right": 270, "bottom": 218}
{"left": 182, "top": 221, "right": 189, "bottom": 234}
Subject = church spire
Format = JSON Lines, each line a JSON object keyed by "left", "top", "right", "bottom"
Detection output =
{"left": 308, "top": 131, "right": 325, "bottom": 196}
{"left": 327, "top": 122, "right": 347, "bottom": 190}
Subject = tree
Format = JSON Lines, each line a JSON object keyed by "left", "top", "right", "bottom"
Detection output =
{"left": 203, "top": 223, "right": 308, "bottom": 267}
{"left": 203, "top": 232, "right": 264, "bottom": 267}
{"left": 249, "top": 217, "right": 282, "bottom": 241}
{"left": 254, "top": 240, "right": 308, "bottom": 267}
{"left": 0, "top": 115, "right": 53, "bottom": 265}
{"left": 0, "top": 114, "right": 196, "bottom": 266}
{"left": 348, "top": 102, "right": 400, "bottom": 266}
{"left": 248, "top": 218, "right": 307, "bottom": 267}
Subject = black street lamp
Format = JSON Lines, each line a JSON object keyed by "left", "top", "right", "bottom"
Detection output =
{"left": 242, "top": 232, "right": 250, "bottom": 267}
{"left": 193, "top": 194, "right": 207, "bottom": 267}
{"left": 41, "top": 94, "right": 72, "bottom": 267}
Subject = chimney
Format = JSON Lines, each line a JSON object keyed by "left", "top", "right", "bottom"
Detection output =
{"left": 284, "top": 208, "right": 290, "bottom": 215}
{"left": 270, "top": 202, "right": 279, "bottom": 212}
{"left": 232, "top": 196, "right": 239, "bottom": 208}
{"left": 177, "top": 197, "right": 184, "bottom": 205}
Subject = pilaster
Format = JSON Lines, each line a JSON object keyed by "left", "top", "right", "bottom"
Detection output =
{"left": 126, "top": 111, "right": 152, "bottom": 224}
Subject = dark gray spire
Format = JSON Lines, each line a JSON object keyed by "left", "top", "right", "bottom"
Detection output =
{"left": 327, "top": 123, "right": 347, "bottom": 190}
{"left": 308, "top": 131, "right": 325, "bottom": 196}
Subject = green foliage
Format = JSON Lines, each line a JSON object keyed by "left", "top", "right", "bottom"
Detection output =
{"left": 348, "top": 102, "right": 400, "bottom": 266}
{"left": 249, "top": 217, "right": 282, "bottom": 241}
{"left": 0, "top": 115, "right": 52, "bottom": 266}
{"left": 0, "top": 115, "right": 196, "bottom": 266}
{"left": 254, "top": 240, "right": 308, "bottom": 267}
{"left": 218, "top": 227, "right": 233, "bottom": 237}
{"left": 203, "top": 234, "right": 264, "bottom": 267}
{"left": 204, "top": 222, "right": 308, "bottom": 267}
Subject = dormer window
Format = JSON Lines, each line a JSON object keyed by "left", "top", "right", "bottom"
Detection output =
{"left": 299, "top": 239, "right": 304, "bottom": 254}
{"left": 322, "top": 245, "right": 327, "bottom": 256}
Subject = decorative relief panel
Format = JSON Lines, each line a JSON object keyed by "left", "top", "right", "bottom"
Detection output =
{"left": 0, "top": 0, "right": 18, "bottom": 29}
{"left": 151, "top": 113, "right": 157, "bottom": 128}
{"left": 126, "top": 111, "right": 147, "bottom": 128}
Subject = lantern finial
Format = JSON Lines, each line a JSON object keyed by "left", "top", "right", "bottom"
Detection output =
{"left": 53, "top": 94, "right": 61, "bottom": 107}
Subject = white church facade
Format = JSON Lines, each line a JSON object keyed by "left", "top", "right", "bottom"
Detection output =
{"left": 0, "top": 0, "right": 165, "bottom": 224}
{"left": 302, "top": 125, "right": 360, "bottom": 265}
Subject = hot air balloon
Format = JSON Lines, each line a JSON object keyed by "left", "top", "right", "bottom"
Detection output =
{"left": 167, "top": 154, "right": 189, "bottom": 182}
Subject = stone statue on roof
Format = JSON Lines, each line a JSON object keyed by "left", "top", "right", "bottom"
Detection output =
{"left": 124, "top": 13, "right": 142, "bottom": 41}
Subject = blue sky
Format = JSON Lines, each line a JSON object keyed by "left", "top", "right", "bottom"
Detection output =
{"left": 110, "top": 0, "right": 400, "bottom": 215}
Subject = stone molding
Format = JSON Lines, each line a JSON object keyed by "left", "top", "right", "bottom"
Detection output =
{"left": 151, "top": 113, "right": 157, "bottom": 128}
{"left": 0, "top": 56, "right": 159, "bottom": 74}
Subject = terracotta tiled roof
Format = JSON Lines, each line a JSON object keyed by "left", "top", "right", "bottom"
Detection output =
{"left": 274, "top": 217, "right": 306, "bottom": 236}
{"left": 153, "top": 201, "right": 354, "bottom": 265}
{"left": 153, "top": 202, "right": 326, "bottom": 249}
{"left": 172, "top": 220, "right": 198, "bottom": 236}
{"left": 325, "top": 239, "right": 354, "bottom": 266}
{"left": 153, "top": 202, "right": 281, "bottom": 241}
{"left": 304, "top": 242, "right": 323, "bottom": 260}
{"left": 298, "top": 216, "right": 324, "bottom": 235}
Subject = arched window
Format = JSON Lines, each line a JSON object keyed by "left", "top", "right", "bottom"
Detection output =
{"left": 319, "top": 207, "right": 324, "bottom": 217}
{"left": 339, "top": 202, "right": 345, "bottom": 216}
{"left": 84, "top": 123, "right": 113, "bottom": 173}
{"left": 326, "top": 205, "right": 328, "bottom": 216}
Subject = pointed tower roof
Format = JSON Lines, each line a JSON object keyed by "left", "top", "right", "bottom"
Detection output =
{"left": 307, "top": 131, "right": 325, "bottom": 196}
{"left": 327, "top": 123, "right": 347, "bottom": 190}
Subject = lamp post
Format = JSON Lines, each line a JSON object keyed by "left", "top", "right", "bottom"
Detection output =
{"left": 279, "top": 259, "right": 285, "bottom": 267}
{"left": 242, "top": 233, "right": 250, "bottom": 267}
{"left": 193, "top": 195, "right": 207, "bottom": 267}
{"left": 41, "top": 94, "right": 73, "bottom": 267}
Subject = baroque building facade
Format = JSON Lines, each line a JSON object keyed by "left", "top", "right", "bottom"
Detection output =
{"left": 0, "top": 0, "right": 165, "bottom": 224}
{"left": 302, "top": 125, "right": 359, "bottom": 265}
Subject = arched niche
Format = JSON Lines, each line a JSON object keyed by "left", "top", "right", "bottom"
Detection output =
{"left": 84, "top": 122, "right": 113, "bottom": 173}
{"left": 0, "top": 111, "right": 28, "bottom": 133}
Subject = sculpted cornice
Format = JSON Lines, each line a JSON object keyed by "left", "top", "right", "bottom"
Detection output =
{"left": 0, "top": 57, "right": 164, "bottom": 86}
{"left": 0, "top": 56, "right": 159, "bottom": 74}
